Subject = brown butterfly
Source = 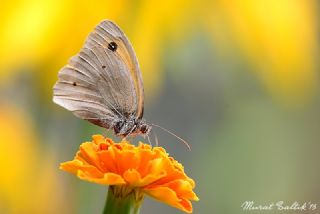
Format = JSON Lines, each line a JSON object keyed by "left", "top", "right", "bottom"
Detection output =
{"left": 53, "top": 20, "right": 150, "bottom": 138}
{"left": 53, "top": 20, "right": 189, "bottom": 149}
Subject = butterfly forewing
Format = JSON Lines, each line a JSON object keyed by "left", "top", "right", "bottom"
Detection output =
{"left": 85, "top": 21, "right": 144, "bottom": 118}
{"left": 53, "top": 20, "right": 145, "bottom": 129}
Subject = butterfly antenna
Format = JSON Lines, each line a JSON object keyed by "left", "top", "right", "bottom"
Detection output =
{"left": 151, "top": 123, "right": 191, "bottom": 151}
{"left": 152, "top": 129, "right": 159, "bottom": 147}
{"left": 147, "top": 134, "right": 153, "bottom": 147}
{"left": 155, "top": 133, "right": 159, "bottom": 147}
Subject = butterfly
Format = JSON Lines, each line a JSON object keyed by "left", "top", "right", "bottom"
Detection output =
{"left": 53, "top": 20, "right": 151, "bottom": 138}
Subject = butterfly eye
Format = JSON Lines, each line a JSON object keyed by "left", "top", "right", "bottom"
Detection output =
{"left": 140, "top": 124, "right": 148, "bottom": 134}
{"left": 108, "top": 42, "right": 118, "bottom": 51}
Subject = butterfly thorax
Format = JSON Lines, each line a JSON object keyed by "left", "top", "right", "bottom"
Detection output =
{"left": 113, "top": 116, "right": 151, "bottom": 137}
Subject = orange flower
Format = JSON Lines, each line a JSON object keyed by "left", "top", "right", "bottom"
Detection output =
{"left": 60, "top": 135, "right": 199, "bottom": 213}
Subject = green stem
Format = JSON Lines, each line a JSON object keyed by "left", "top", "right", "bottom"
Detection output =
{"left": 103, "top": 186, "right": 144, "bottom": 214}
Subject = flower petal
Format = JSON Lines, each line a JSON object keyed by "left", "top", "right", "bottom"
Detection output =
{"left": 159, "top": 179, "right": 199, "bottom": 201}
{"left": 96, "top": 150, "right": 117, "bottom": 173}
{"left": 78, "top": 171, "right": 126, "bottom": 185}
{"left": 78, "top": 142, "right": 100, "bottom": 167}
{"left": 60, "top": 160, "right": 103, "bottom": 178}
{"left": 92, "top": 135, "right": 106, "bottom": 145}
{"left": 113, "top": 149, "right": 139, "bottom": 174}
{"left": 144, "top": 186, "right": 193, "bottom": 213}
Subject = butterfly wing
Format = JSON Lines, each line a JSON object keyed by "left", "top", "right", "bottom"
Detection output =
{"left": 53, "top": 20, "right": 144, "bottom": 128}
{"left": 85, "top": 21, "right": 145, "bottom": 118}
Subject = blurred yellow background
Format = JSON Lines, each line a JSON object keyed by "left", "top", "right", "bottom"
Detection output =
{"left": 0, "top": 0, "right": 319, "bottom": 213}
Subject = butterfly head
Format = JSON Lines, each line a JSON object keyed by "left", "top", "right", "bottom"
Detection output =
{"left": 137, "top": 121, "right": 151, "bottom": 136}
